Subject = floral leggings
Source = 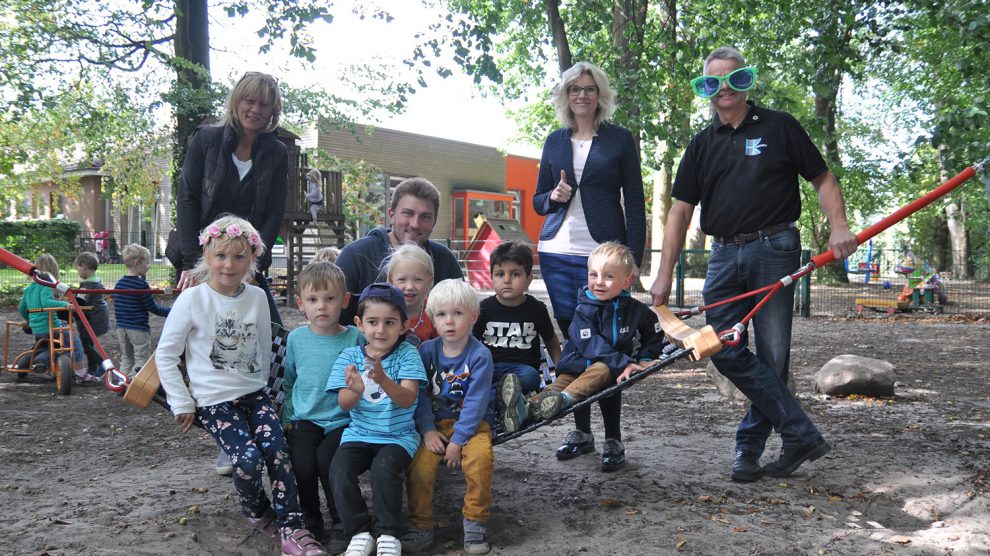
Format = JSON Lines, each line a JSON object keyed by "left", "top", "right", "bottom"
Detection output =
{"left": 196, "top": 391, "right": 304, "bottom": 535}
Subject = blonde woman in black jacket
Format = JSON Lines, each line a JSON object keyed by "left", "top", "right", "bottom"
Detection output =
{"left": 173, "top": 71, "right": 288, "bottom": 326}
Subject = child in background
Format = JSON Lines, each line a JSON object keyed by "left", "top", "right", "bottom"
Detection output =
{"left": 310, "top": 246, "right": 340, "bottom": 264}
{"left": 305, "top": 169, "right": 325, "bottom": 226}
{"left": 472, "top": 242, "right": 561, "bottom": 432}
{"left": 326, "top": 283, "right": 426, "bottom": 556}
{"left": 73, "top": 252, "right": 111, "bottom": 377}
{"left": 156, "top": 215, "right": 327, "bottom": 556}
{"left": 283, "top": 261, "right": 364, "bottom": 552}
{"left": 18, "top": 254, "right": 90, "bottom": 381}
{"left": 112, "top": 244, "right": 170, "bottom": 375}
{"left": 513, "top": 242, "right": 665, "bottom": 472}
{"left": 386, "top": 243, "right": 436, "bottom": 346}
{"left": 404, "top": 279, "right": 495, "bottom": 555}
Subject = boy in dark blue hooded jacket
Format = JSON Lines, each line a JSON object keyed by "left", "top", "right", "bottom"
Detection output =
{"left": 503, "top": 241, "right": 665, "bottom": 470}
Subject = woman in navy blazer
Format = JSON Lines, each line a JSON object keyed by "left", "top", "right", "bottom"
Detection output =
{"left": 533, "top": 61, "right": 646, "bottom": 471}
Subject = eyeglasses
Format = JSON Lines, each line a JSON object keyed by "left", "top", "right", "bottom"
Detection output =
{"left": 689, "top": 66, "right": 757, "bottom": 99}
{"left": 567, "top": 85, "right": 599, "bottom": 97}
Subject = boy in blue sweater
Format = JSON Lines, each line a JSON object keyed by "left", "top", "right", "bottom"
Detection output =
{"left": 112, "top": 244, "right": 171, "bottom": 375}
{"left": 283, "top": 262, "right": 364, "bottom": 551}
{"left": 511, "top": 242, "right": 665, "bottom": 471}
{"left": 404, "top": 279, "right": 495, "bottom": 555}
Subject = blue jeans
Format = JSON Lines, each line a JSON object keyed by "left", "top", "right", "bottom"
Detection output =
{"left": 538, "top": 251, "right": 589, "bottom": 333}
{"left": 702, "top": 228, "right": 821, "bottom": 456}
{"left": 33, "top": 331, "right": 85, "bottom": 367}
{"left": 196, "top": 391, "right": 304, "bottom": 535}
{"left": 493, "top": 362, "right": 542, "bottom": 395}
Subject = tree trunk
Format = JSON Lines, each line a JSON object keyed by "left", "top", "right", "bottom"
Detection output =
{"left": 545, "top": 0, "right": 571, "bottom": 74}
{"left": 172, "top": 0, "right": 212, "bottom": 199}
{"left": 944, "top": 197, "right": 968, "bottom": 277}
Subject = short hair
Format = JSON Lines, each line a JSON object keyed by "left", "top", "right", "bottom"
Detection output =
{"left": 426, "top": 279, "right": 479, "bottom": 320}
{"left": 588, "top": 241, "right": 636, "bottom": 275}
{"left": 489, "top": 242, "right": 534, "bottom": 275}
{"left": 74, "top": 252, "right": 99, "bottom": 271}
{"left": 217, "top": 72, "right": 282, "bottom": 134}
{"left": 386, "top": 243, "right": 434, "bottom": 282}
{"left": 704, "top": 46, "right": 746, "bottom": 72}
{"left": 122, "top": 244, "right": 151, "bottom": 268}
{"left": 389, "top": 177, "right": 440, "bottom": 217}
{"left": 35, "top": 253, "right": 59, "bottom": 278}
{"left": 297, "top": 261, "right": 346, "bottom": 294}
{"left": 551, "top": 61, "right": 617, "bottom": 131}
{"left": 310, "top": 246, "right": 340, "bottom": 264}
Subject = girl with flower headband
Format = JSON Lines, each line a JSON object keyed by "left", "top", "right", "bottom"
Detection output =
{"left": 156, "top": 214, "right": 328, "bottom": 556}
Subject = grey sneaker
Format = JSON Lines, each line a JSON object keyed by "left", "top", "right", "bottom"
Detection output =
{"left": 497, "top": 374, "right": 526, "bottom": 433}
{"left": 530, "top": 390, "right": 564, "bottom": 421}
{"left": 463, "top": 519, "right": 491, "bottom": 555}
{"left": 400, "top": 527, "right": 433, "bottom": 553}
{"left": 215, "top": 447, "right": 234, "bottom": 476}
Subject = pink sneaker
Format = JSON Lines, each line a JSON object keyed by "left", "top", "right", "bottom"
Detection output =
{"left": 281, "top": 528, "right": 327, "bottom": 556}
{"left": 247, "top": 508, "right": 278, "bottom": 540}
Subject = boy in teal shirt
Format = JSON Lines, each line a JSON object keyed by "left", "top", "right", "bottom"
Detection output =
{"left": 283, "top": 262, "right": 365, "bottom": 551}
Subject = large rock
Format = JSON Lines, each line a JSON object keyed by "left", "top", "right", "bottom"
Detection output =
{"left": 705, "top": 361, "right": 794, "bottom": 402}
{"left": 814, "top": 354, "right": 895, "bottom": 397}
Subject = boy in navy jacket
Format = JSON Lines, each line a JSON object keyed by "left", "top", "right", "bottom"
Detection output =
{"left": 508, "top": 242, "right": 665, "bottom": 470}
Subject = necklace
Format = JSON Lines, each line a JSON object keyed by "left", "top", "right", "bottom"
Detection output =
{"left": 573, "top": 133, "right": 595, "bottom": 149}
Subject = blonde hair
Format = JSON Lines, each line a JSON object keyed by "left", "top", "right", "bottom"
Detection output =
{"left": 386, "top": 243, "right": 434, "bottom": 284}
{"left": 122, "top": 243, "right": 151, "bottom": 268}
{"left": 35, "top": 253, "right": 59, "bottom": 278}
{"left": 188, "top": 215, "right": 262, "bottom": 284}
{"left": 426, "top": 279, "right": 479, "bottom": 320}
{"left": 551, "top": 61, "right": 617, "bottom": 131}
{"left": 217, "top": 72, "right": 282, "bottom": 134}
{"left": 311, "top": 246, "right": 340, "bottom": 264}
{"left": 588, "top": 241, "right": 636, "bottom": 275}
{"left": 298, "top": 261, "right": 346, "bottom": 294}
{"left": 306, "top": 168, "right": 322, "bottom": 182}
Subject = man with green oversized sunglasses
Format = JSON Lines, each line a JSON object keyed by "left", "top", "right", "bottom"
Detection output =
{"left": 650, "top": 46, "right": 858, "bottom": 485}
{"left": 690, "top": 66, "right": 758, "bottom": 99}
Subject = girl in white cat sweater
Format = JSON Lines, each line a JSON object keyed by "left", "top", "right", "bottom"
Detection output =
{"left": 156, "top": 215, "right": 326, "bottom": 556}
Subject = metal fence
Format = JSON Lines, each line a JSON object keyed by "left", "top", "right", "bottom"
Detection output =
{"left": 3, "top": 233, "right": 989, "bottom": 317}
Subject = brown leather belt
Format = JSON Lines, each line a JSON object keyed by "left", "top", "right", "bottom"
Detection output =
{"left": 713, "top": 222, "right": 797, "bottom": 245}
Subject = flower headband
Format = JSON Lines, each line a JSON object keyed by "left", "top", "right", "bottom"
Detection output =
{"left": 198, "top": 223, "right": 265, "bottom": 257}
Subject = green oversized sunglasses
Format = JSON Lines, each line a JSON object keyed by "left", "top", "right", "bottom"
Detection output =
{"left": 690, "top": 66, "right": 758, "bottom": 99}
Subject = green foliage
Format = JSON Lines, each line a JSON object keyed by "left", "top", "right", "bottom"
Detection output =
{"left": 0, "top": 283, "right": 29, "bottom": 307}
{"left": 0, "top": 220, "right": 83, "bottom": 269}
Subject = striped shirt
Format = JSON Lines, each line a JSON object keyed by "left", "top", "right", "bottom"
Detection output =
{"left": 112, "top": 274, "right": 171, "bottom": 332}
{"left": 326, "top": 342, "right": 426, "bottom": 457}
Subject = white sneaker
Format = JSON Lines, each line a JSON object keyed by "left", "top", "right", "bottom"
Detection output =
{"left": 344, "top": 532, "right": 373, "bottom": 556}
{"left": 376, "top": 534, "right": 401, "bottom": 556}
{"left": 215, "top": 447, "right": 234, "bottom": 476}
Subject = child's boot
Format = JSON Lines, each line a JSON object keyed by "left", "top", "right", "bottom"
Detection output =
{"left": 601, "top": 438, "right": 626, "bottom": 472}
{"left": 400, "top": 527, "right": 434, "bottom": 553}
{"left": 529, "top": 390, "right": 564, "bottom": 421}
{"left": 496, "top": 374, "right": 526, "bottom": 433}
{"left": 281, "top": 528, "right": 326, "bottom": 556}
{"left": 556, "top": 430, "right": 595, "bottom": 460}
{"left": 463, "top": 519, "right": 491, "bottom": 555}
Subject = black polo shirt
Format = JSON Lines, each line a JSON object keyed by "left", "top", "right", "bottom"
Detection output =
{"left": 672, "top": 102, "right": 828, "bottom": 238}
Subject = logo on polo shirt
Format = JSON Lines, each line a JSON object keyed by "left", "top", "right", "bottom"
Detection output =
{"left": 745, "top": 137, "right": 767, "bottom": 156}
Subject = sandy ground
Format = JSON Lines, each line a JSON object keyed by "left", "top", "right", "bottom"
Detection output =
{"left": 1, "top": 301, "right": 988, "bottom": 556}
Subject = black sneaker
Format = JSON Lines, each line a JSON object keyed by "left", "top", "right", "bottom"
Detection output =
{"left": 730, "top": 450, "right": 763, "bottom": 482}
{"left": 601, "top": 438, "right": 626, "bottom": 472}
{"left": 763, "top": 437, "right": 832, "bottom": 478}
{"left": 556, "top": 430, "right": 595, "bottom": 460}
